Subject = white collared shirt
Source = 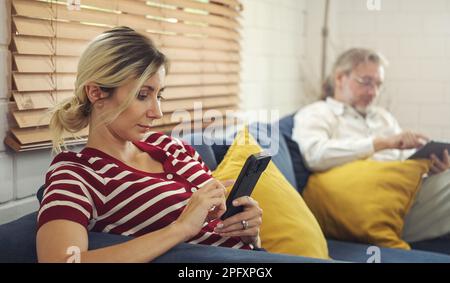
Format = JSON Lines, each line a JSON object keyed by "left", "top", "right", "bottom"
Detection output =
{"left": 292, "top": 97, "right": 413, "bottom": 172}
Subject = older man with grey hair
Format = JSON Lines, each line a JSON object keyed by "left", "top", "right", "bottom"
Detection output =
{"left": 293, "top": 48, "right": 450, "bottom": 242}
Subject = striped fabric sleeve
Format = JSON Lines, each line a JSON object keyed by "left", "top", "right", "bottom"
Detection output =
{"left": 180, "top": 140, "right": 211, "bottom": 174}
{"left": 37, "top": 167, "right": 93, "bottom": 231}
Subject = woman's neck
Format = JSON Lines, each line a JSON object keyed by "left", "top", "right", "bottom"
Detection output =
{"left": 86, "top": 127, "right": 140, "bottom": 164}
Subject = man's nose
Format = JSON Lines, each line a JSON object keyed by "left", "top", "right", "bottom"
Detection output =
{"left": 367, "top": 85, "right": 377, "bottom": 96}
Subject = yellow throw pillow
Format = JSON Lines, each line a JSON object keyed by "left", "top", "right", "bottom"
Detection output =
{"left": 212, "top": 127, "right": 329, "bottom": 259}
{"left": 303, "top": 159, "right": 430, "bottom": 250}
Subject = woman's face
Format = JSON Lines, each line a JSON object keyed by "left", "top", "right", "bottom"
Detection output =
{"left": 102, "top": 66, "right": 165, "bottom": 142}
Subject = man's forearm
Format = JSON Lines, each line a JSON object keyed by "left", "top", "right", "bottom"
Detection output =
{"left": 373, "top": 137, "right": 390, "bottom": 152}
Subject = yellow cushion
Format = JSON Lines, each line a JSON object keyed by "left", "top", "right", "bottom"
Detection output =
{"left": 303, "top": 159, "right": 430, "bottom": 249}
{"left": 212, "top": 127, "right": 329, "bottom": 258}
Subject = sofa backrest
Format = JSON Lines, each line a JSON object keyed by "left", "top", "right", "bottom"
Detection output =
{"left": 278, "top": 113, "right": 311, "bottom": 194}
{"left": 183, "top": 122, "right": 298, "bottom": 189}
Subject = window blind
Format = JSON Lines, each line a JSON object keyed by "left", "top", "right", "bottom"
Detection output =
{"left": 5, "top": 0, "right": 242, "bottom": 152}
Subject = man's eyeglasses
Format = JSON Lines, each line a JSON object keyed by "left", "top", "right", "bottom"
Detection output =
{"left": 352, "top": 75, "right": 384, "bottom": 92}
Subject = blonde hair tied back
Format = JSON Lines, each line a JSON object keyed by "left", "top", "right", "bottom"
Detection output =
{"left": 50, "top": 26, "right": 168, "bottom": 153}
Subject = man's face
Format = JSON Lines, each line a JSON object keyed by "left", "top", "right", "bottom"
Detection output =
{"left": 335, "top": 62, "right": 384, "bottom": 114}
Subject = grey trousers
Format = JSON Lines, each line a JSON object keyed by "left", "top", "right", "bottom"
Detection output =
{"left": 403, "top": 170, "right": 450, "bottom": 243}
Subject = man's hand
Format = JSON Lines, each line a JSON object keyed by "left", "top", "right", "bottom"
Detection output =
{"left": 374, "top": 131, "right": 428, "bottom": 151}
{"left": 429, "top": 150, "right": 450, "bottom": 175}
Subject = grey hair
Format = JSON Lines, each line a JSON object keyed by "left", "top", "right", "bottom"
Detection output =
{"left": 322, "top": 48, "right": 388, "bottom": 100}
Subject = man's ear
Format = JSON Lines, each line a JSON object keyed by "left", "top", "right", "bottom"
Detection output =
{"left": 85, "top": 84, "right": 108, "bottom": 104}
{"left": 334, "top": 71, "right": 347, "bottom": 90}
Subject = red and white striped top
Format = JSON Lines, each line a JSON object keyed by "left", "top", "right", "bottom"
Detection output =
{"left": 38, "top": 132, "right": 251, "bottom": 250}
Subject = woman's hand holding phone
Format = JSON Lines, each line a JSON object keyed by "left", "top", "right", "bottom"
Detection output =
{"left": 214, "top": 196, "right": 263, "bottom": 248}
{"left": 211, "top": 152, "right": 270, "bottom": 248}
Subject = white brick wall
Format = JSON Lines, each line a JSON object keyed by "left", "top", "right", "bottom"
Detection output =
{"left": 0, "top": 152, "right": 13, "bottom": 203}
{"left": 318, "top": 0, "right": 450, "bottom": 141}
{"left": 0, "top": 0, "right": 43, "bottom": 224}
{"left": 0, "top": 0, "right": 11, "bottom": 154}
{"left": 0, "top": 0, "right": 10, "bottom": 102}
{"left": 0, "top": 0, "right": 13, "bottom": 208}
{"left": 0, "top": 101, "right": 9, "bottom": 152}
{"left": 15, "top": 150, "right": 53, "bottom": 199}
{"left": 0, "top": 0, "right": 10, "bottom": 45}
{"left": 240, "top": 0, "right": 307, "bottom": 118}
{"left": 0, "top": 47, "right": 10, "bottom": 101}
{"left": 0, "top": 198, "right": 39, "bottom": 225}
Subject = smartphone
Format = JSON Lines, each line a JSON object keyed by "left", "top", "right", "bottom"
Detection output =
{"left": 220, "top": 152, "right": 272, "bottom": 220}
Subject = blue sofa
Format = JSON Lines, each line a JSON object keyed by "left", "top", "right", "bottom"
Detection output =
{"left": 1, "top": 114, "right": 450, "bottom": 263}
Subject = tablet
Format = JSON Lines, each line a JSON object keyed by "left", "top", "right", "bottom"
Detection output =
{"left": 407, "top": 141, "right": 450, "bottom": 160}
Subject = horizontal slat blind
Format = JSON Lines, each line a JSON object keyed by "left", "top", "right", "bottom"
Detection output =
{"left": 4, "top": 107, "right": 236, "bottom": 152}
{"left": 13, "top": 55, "right": 240, "bottom": 74}
{"left": 7, "top": 0, "right": 242, "bottom": 151}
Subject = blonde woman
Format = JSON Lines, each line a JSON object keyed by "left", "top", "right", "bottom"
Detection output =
{"left": 36, "top": 27, "right": 262, "bottom": 263}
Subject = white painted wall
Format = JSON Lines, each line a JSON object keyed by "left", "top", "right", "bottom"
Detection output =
{"left": 307, "top": 0, "right": 450, "bottom": 141}
{"left": 0, "top": 0, "right": 51, "bottom": 224}
{"left": 240, "top": 0, "right": 308, "bottom": 118}
{"left": 302, "top": 0, "right": 339, "bottom": 103}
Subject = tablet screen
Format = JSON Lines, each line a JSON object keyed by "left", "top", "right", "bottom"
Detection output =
{"left": 407, "top": 141, "right": 450, "bottom": 160}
